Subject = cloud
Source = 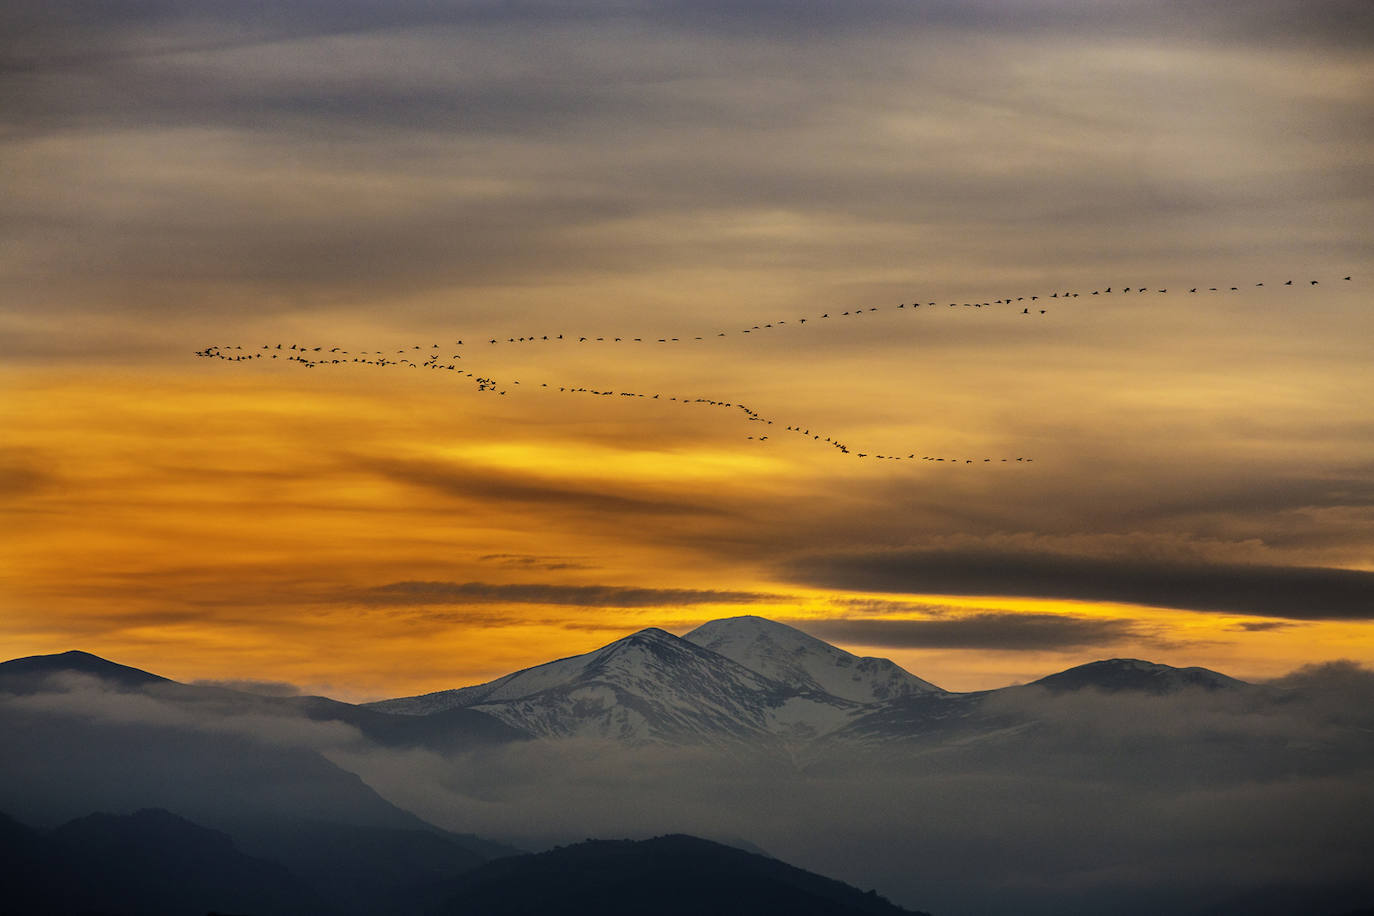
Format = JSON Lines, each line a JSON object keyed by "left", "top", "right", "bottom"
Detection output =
{"left": 782, "top": 549, "right": 1374, "bottom": 620}
{"left": 357, "top": 457, "right": 734, "bottom": 519}
{"left": 1265, "top": 659, "right": 1374, "bottom": 696}
{"left": 478, "top": 554, "right": 595, "bottom": 571}
{"left": 332, "top": 671, "right": 1374, "bottom": 916}
{"left": 1, "top": 676, "right": 357, "bottom": 750}
{"left": 789, "top": 613, "right": 1149, "bottom": 651}
{"left": 7, "top": 652, "right": 1374, "bottom": 916}
{"left": 361, "top": 580, "right": 779, "bottom": 609}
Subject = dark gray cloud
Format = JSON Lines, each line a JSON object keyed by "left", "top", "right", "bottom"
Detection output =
{"left": 362, "top": 580, "right": 777, "bottom": 608}
{"left": 782, "top": 549, "right": 1374, "bottom": 620}
{"left": 478, "top": 554, "right": 594, "bottom": 571}
{"left": 356, "top": 456, "right": 733, "bottom": 519}
{"left": 789, "top": 613, "right": 1148, "bottom": 651}
{"left": 0, "top": 452, "right": 51, "bottom": 499}
{"left": 5, "top": 0, "right": 1370, "bottom": 339}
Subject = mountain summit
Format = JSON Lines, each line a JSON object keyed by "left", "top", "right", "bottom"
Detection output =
{"left": 684, "top": 616, "right": 942, "bottom": 703}
{"left": 368, "top": 627, "right": 799, "bottom": 745}
{"left": 0, "top": 650, "right": 170, "bottom": 693}
{"left": 1029, "top": 658, "right": 1245, "bottom": 694}
{"left": 367, "top": 621, "right": 935, "bottom": 746}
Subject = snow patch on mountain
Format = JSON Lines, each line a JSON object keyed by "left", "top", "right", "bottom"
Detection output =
{"left": 369, "top": 628, "right": 813, "bottom": 746}
{"left": 684, "top": 616, "right": 942, "bottom": 703}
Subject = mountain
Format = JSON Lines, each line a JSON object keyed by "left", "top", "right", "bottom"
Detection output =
{"left": 0, "top": 648, "right": 528, "bottom": 754}
{"left": 2, "top": 633, "right": 1254, "bottom": 761}
{"left": 1028, "top": 658, "right": 1246, "bottom": 694}
{"left": 1, "top": 808, "right": 318, "bottom": 916}
{"left": 684, "top": 616, "right": 942, "bottom": 702}
{"left": 235, "top": 819, "right": 517, "bottom": 916}
{"left": 426, "top": 834, "right": 931, "bottom": 916}
{"left": 0, "top": 807, "right": 524, "bottom": 916}
{"left": 0, "top": 649, "right": 524, "bottom": 908}
{"left": 368, "top": 618, "right": 1256, "bottom": 750}
{"left": 368, "top": 626, "right": 871, "bottom": 745}
{"left": 817, "top": 658, "right": 1249, "bottom": 751}
{"left": 0, "top": 649, "right": 170, "bottom": 693}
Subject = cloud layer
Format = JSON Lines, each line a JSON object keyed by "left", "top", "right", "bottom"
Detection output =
{"left": 783, "top": 550, "right": 1374, "bottom": 620}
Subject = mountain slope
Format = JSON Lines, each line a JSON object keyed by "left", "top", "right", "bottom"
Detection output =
{"left": 371, "top": 628, "right": 817, "bottom": 745}
{"left": 0, "top": 808, "right": 319, "bottom": 916}
{"left": 684, "top": 616, "right": 942, "bottom": 702}
{"left": 0, "top": 650, "right": 170, "bottom": 693}
{"left": 427, "top": 834, "right": 931, "bottom": 916}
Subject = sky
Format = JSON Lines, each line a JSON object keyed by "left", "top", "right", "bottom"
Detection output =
{"left": 3, "top": 0, "right": 1373, "bottom": 699}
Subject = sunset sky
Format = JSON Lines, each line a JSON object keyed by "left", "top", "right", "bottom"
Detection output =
{"left": 4, "top": 0, "right": 1373, "bottom": 700}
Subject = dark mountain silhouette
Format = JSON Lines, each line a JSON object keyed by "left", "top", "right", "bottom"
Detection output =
{"left": 426, "top": 834, "right": 931, "bottom": 916}
{"left": 1, "top": 812, "right": 934, "bottom": 916}
{"left": 0, "top": 807, "right": 529, "bottom": 916}
{"left": 1, "top": 808, "right": 319, "bottom": 916}
{"left": 0, "top": 649, "right": 169, "bottom": 693}
{"left": 1028, "top": 658, "right": 1245, "bottom": 695}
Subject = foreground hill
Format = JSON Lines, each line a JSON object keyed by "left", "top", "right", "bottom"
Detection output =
{"left": 427, "top": 834, "right": 931, "bottom": 916}
{"left": 0, "top": 810, "right": 933, "bottom": 916}
{"left": 0, "top": 808, "right": 318, "bottom": 916}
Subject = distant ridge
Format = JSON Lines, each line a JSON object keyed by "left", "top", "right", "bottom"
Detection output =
{"left": 0, "top": 808, "right": 316, "bottom": 916}
{"left": 1029, "top": 658, "right": 1246, "bottom": 694}
{"left": 0, "top": 650, "right": 170, "bottom": 692}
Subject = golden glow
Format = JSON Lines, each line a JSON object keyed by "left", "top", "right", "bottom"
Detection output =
{"left": 4, "top": 14, "right": 1373, "bottom": 698}
{"left": 6, "top": 354, "right": 1374, "bottom": 701}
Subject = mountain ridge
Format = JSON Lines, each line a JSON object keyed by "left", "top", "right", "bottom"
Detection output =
{"left": 5, "top": 625, "right": 1250, "bottom": 753}
{"left": 364, "top": 617, "right": 1248, "bottom": 749}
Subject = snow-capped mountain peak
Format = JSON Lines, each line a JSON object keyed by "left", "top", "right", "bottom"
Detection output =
{"left": 367, "top": 627, "right": 811, "bottom": 746}
{"left": 683, "top": 616, "right": 943, "bottom": 703}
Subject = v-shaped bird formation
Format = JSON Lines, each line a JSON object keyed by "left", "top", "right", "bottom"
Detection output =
{"left": 195, "top": 275, "right": 1350, "bottom": 462}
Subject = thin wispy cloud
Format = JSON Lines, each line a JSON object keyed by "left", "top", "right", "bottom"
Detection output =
{"left": 361, "top": 581, "right": 780, "bottom": 609}
{"left": 784, "top": 549, "right": 1374, "bottom": 620}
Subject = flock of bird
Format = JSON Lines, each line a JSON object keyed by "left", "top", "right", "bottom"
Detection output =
{"left": 195, "top": 275, "right": 1350, "bottom": 461}
{"left": 437, "top": 275, "right": 1352, "bottom": 350}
